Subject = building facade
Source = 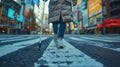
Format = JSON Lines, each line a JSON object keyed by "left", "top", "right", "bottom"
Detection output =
{"left": 0, "top": 0, "right": 36, "bottom": 34}
{"left": 0, "top": 0, "right": 21, "bottom": 34}
{"left": 97, "top": 0, "right": 120, "bottom": 34}
{"left": 87, "top": 0, "right": 103, "bottom": 34}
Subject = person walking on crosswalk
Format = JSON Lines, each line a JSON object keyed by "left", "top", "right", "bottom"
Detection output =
{"left": 48, "top": 0, "right": 77, "bottom": 48}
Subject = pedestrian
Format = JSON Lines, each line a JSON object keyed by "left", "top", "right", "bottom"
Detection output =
{"left": 48, "top": 0, "right": 77, "bottom": 48}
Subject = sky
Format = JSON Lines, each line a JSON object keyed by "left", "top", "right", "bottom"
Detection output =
{"left": 34, "top": 0, "right": 49, "bottom": 14}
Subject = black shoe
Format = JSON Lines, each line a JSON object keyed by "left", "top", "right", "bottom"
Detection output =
{"left": 57, "top": 45, "right": 64, "bottom": 49}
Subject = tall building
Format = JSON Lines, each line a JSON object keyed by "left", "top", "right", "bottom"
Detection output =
{"left": 0, "top": 0, "right": 21, "bottom": 34}
{"left": 105, "top": 0, "right": 120, "bottom": 33}
{"left": 97, "top": 0, "right": 120, "bottom": 34}
{"left": 109, "top": 0, "right": 120, "bottom": 18}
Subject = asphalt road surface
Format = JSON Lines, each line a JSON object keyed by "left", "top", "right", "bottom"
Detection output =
{"left": 0, "top": 34, "right": 120, "bottom": 67}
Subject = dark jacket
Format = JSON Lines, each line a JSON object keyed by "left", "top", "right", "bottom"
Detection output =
{"left": 48, "top": 0, "right": 77, "bottom": 23}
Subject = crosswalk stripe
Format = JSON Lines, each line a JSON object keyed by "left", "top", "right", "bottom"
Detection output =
{"left": 1, "top": 37, "right": 35, "bottom": 43}
{"left": 0, "top": 36, "right": 23, "bottom": 40}
{"left": 0, "top": 37, "right": 48, "bottom": 57}
{"left": 81, "top": 37, "right": 120, "bottom": 42}
{"left": 34, "top": 40, "right": 104, "bottom": 67}
{"left": 69, "top": 37, "right": 120, "bottom": 52}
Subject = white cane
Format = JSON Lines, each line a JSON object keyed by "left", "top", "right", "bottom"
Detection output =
{"left": 39, "top": 0, "right": 46, "bottom": 50}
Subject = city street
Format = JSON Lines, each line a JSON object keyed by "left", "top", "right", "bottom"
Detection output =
{"left": 0, "top": 34, "right": 120, "bottom": 67}
{"left": 1, "top": 0, "right": 120, "bottom": 67}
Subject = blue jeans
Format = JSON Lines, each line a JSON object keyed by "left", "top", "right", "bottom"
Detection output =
{"left": 53, "top": 16, "right": 66, "bottom": 39}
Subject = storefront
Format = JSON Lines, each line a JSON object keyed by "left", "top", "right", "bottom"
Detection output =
{"left": 97, "top": 19, "right": 120, "bottom": 33}
{"left": 0, "top": 0, "right": 22, "bottom": 34}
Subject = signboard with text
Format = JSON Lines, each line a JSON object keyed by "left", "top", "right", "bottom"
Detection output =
{"left": 88, "top": 0, "right": 102, "bottom": 17}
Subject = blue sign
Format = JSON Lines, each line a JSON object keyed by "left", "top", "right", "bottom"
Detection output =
{"left": 8, "top": 8, "right": 24, "bottom": 22}
{"left": 8, "top": 8, "right": 15, "bottom": 19}
{"left": 17, "top": 14, "right": 24, "bottom": 22}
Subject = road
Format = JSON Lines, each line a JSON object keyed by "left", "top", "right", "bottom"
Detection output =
{"left": 0, "top": 34, "right": 120, "bottom": 67}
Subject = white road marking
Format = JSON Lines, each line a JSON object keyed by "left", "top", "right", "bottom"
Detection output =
{"left": 0, "top": 36, "right": 23, "bottom": 40}
{"left": 0, "top": 37, "right": 48, "bottom": 57}
{"left": 81, "top": 37, "right": 120, "bottom": 42}
{"left": 109, "top": 48, "right": 120, "bottom": 52}
{"left": 69, "top": 37, "right": 120, "bottom": 52}
{"left": 34, "top": 40, "right": 104, "bottom": 67}
{"left": 1, "top": 37, "right": 35, "bottom": 43}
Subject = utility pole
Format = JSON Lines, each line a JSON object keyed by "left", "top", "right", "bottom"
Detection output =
{"left": 77, "top": 6, "right": 80, "bottom": 35}
{"left": 102, "top": 0, "right": 106, "bottom": 34}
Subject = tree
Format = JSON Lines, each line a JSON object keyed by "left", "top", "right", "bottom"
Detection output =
{"left": 26, "top": 9, "right": 37, "bottom": 31}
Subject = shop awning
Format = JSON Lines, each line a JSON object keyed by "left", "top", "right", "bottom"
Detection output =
{"left": 104, "top": 19, "right": 120, "bottom": 27}
{"left": 97, "top": 18, "right": 120, "bottom": 28}
{"left": 97, "top": 24, "right": 104, "bottom": 28}
{"left": 105, "top": 19, "right": 120, "bottom": 23}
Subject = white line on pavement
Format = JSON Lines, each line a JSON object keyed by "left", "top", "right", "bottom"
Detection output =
{"left": 0, "top": 37, "right": 48, "bottom": 57}
{"left": 1, "top": 37, "right": 35, "bottom": 43}
{"left": 0, "top": 36, "right": 24, "bottom": 40}
{"left": 34, "top": 40, "right": 104, "bottom": 67}
{"left": 109, "top": 48, "right": 120, "bottom": 52}
{"left": 81, "top": 37, "right": 120, "bottom": 42}
{"left": 69, "top": 37, "right": 120, "bottom": 52}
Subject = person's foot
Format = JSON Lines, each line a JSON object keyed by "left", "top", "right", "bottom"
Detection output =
{"left": 56, "top": 39, "right": 65, "bottom": 49}
{"left": 57, "top": 45, "right": 64, "bottom": 49}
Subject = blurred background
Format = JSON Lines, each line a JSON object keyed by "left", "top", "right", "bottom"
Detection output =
{"left": 0, "top": 0, "right": 120, "bottom": 35}
{"left": 0, "top": 1, "right": 120, "bottom": 67}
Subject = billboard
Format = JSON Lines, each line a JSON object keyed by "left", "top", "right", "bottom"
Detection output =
{"left": 88, "top": 0, "right": 102, "bottom": 17}
{"left": 8, "top": 8, "right": 15, "bottom": 19}
{"left": 8, "top": 8, "right": 24, "bottom": 22}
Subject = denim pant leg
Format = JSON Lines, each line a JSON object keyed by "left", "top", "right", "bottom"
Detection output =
{"left": 53, "top": 16, "right": 66, "bottom": 39}
{"left": 58, "top": 19, "right": 66, "bottom": 39}
{"left": 53, "top": 22, "right": 59, "bottom": 34}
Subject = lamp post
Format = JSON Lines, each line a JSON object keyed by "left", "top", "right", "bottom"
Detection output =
{"left": 102, "top": 0, "right": 106, "bottom": 34}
